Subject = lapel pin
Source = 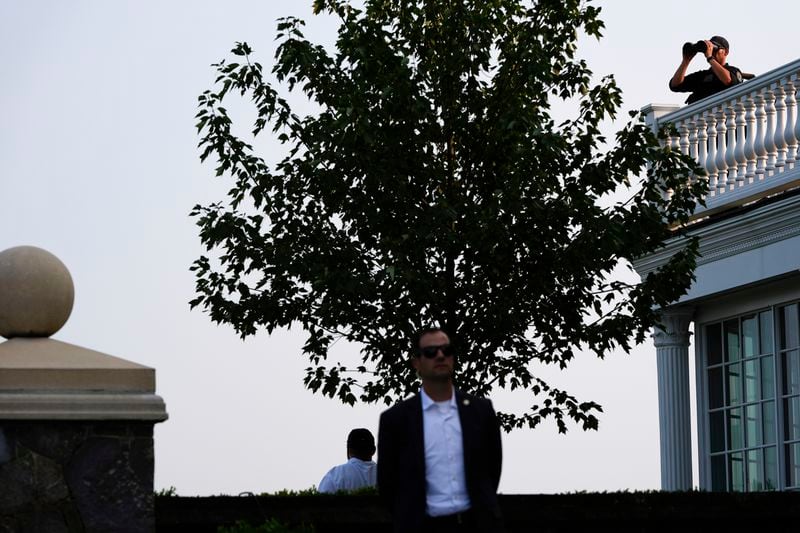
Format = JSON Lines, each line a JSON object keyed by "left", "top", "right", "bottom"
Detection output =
{"left": 462, "top": 399, "right": 470, "bottom": 406}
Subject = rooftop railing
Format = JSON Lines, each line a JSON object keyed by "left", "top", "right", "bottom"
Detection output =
{"left": 643, "top": 58, "right": 800, "bottom": 220}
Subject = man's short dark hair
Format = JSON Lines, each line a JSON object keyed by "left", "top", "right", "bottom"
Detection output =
{"left": 410, "top": 327, "right": 450, "bottom": 355}
{"left": 347, "top": 428, "right": 376, "bottom": 457}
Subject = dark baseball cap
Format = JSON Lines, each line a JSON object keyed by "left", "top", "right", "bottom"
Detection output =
{"left": 710, "top": 36, "right": 730, "bottom": 50}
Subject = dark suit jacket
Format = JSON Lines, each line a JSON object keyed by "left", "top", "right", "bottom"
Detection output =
{"left": 377, "top": 389, "right": 503, "bottom": 533}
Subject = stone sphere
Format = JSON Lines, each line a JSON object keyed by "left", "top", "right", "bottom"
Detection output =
{"left": 0, "top": 246, "right": 74, "bottom": 339}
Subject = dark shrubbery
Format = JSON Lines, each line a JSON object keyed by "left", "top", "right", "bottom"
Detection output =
{"left": 218, "top": 519, "right": 315, "bottom": 533}
{"left": 157, "top": 491, "right": 800, "bottom": 533}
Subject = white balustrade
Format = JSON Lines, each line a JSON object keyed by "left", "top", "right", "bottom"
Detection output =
{"left": 643, "top": 58, "right": 800, "bottom": 219}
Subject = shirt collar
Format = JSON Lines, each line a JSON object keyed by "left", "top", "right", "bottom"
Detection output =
{"left": 420, "top": 387, "right": 457, "bottom": 410}
{"left": 347, "top": 457, "right": 374, "bottom": 465}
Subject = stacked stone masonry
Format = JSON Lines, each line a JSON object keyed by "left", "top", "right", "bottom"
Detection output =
{"left": 0, "top": 422, "right": 155, "bottom": 533}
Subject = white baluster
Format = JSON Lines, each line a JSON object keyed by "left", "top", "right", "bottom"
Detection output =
{"left": 706, "top": 110, "right": 719, "bottom": 192}
{"left": 784, "top": 76, "right": 798, "bottom": 169}
{"left": 678, "top": 121, "right": 690, "bottom": 190}
{"left": 774, "top": 83, "right": 787, "bottom": 171}
{"left": 743, "top": 95, "right": 757, "bottom": 183}
{"left": 654, "top": 125, "right": 670, "bottom": 202}
{"left": 660, "top": 131, "right": 674, "bottom": 202}
{"left": 754, "top": 92, "right": 767, "bottom": 181}
{"left": 716, "top": 107, "right": 729, "bottom": 192}
{"left": 725, "top": 103, "right": 738, "bottom": 190}
{"left": 679, "top": 121, "right": 690, "bottom": 156}
{"left": 794, "top": 74, "right": 800, "bottom": 169}
{"left": 696, "top": 115, "right": 709, "bottom": 195}
{"left": 688, "top": 117, "right": 699, "bottom": 184}
{"left": 733, "top": 99, "right": 747, "bottom": 187}
{"left": 764, "top": 88, "right": 777, "bottom": 176}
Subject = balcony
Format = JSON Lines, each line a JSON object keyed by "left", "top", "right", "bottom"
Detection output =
{"left": 642, "top": 58, "right": 800, "bottom": 220}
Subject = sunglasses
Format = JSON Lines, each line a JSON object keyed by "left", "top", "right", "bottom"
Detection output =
{"left": 418, "top": 343, "right": 455, "bottom": 358}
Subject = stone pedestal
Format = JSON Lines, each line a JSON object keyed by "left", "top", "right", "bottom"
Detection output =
{"left": 653, "top": 308, "right": 693, "bottom": 491}
{"left": 0, "top": 246, "right": 168, "bottom": 532}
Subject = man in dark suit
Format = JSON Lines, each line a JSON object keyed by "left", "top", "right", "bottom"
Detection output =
{"left": 377, "top": 328, "right": 504, "bottom": 533}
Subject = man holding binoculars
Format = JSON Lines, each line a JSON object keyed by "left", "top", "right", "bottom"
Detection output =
{"left": 669, "top": 35, "right": 744, "bottom": 104}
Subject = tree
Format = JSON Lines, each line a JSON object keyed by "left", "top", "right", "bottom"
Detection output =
{"left": 192, "top": 0, "right": 705, "bottom": 432}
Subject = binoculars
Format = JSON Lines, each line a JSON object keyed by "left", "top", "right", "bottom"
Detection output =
{"left": 683, "top": 40, "right": 717, "bottom": 56}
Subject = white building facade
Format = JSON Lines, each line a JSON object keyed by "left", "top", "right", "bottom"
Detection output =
{"left": 637, "top": 57, "right": 800, "bottom": 491}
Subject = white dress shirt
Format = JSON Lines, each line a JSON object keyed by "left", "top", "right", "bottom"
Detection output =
{"left": 318, "top": 457, "right": 377, "bottom": 493}
{"left": 420, "top": 388, "right": 471, "bottom": 516}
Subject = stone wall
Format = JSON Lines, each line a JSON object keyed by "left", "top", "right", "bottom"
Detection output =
{"left": 0, "top": 421, "right": 155, "bottom": 533}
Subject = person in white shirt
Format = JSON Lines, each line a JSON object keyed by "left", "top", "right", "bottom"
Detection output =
{"left": 318, "top": 428, "right": 377, "bottom": 493}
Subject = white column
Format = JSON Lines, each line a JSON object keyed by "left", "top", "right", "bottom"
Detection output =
{"left": 653, "top": 308, "right": 693, "bottom": 491}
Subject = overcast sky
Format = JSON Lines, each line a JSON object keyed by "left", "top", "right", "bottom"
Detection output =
{"left": 1, "top": 0, "right": 799, "bottom": 496}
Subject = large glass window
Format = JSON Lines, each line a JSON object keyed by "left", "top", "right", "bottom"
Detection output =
{"left": 779, "top": 304, "right": 800, "bottom": 489}
{"left": 705, "top": 302, "right": 800, "bottom": 491}
{"left": 706, "top": 311, "right": 778, "bottom": 491}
